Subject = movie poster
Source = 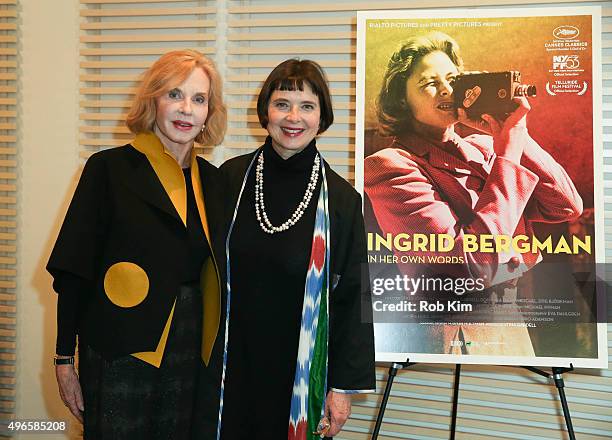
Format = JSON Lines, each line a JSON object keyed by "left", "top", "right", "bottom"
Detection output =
{"left": 355, "top": 7, "right": 607, "bottom": 367}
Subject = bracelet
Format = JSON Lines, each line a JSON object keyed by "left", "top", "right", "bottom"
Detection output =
{"left": 53, "top": 356, "right": 74, "bottom": 366}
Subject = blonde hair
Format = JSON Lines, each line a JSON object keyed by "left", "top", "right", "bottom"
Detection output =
{"left": 126, "top": 50, "right": 227, "bottom": 146}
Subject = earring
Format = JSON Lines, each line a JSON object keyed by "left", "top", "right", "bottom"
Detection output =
{"left": 201, "top": 124, "right": 206, "bottom": 133}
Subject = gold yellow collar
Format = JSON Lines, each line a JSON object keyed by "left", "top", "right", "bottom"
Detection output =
{"left": 131, "top": 131, "right": 210, "bottom": 239}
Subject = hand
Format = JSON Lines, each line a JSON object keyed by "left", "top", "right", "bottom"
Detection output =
{"left": 481, "top": 97, "right": 531, "bottom": 164}
{"left": 324, "top": 390, "right": 351, "bottom": 437}
{"left": 55, "top": 363, "right": 84, "bottom": 423}
{"left": 457, "top": 110, "right": 492, "bottom": 135}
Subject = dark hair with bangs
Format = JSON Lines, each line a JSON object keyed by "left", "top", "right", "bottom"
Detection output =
{"left": 257, "top": 59, "right": 334, "bottom": 134}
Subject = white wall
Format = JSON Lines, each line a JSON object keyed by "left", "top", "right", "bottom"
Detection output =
{"left": 17, "top": 0, "right": 80, "bottom": 438}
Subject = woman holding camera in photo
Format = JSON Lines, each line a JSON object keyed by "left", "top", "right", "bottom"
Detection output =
{"left": 364, "top": 32, "right": 583, "bottom": 355}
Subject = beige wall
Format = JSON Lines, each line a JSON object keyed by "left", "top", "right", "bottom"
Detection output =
{"left": 10, "top": 1, "right": 611, "bottom": 439}
{"left": 17, "top": 0, "right": 80, "bottom": 438}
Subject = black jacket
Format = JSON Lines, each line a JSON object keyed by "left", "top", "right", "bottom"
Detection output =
{"left": 47, "top": 133, "right": 225, "bottom": 364}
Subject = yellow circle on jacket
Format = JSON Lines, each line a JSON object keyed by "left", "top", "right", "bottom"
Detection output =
{"left": 103, "top": 262, "right": 149, "bottom": 308}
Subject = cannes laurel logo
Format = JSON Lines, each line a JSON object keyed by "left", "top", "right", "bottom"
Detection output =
{"left": 553, "top": 25, "right": 579, "bottom": 40}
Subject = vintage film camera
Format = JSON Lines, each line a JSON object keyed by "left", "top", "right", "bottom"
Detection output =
{"left": 452, "top": 71, "right": 536, "bottom": 119}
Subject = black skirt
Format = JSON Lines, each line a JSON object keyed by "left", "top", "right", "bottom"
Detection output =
{"left": 78, "top": 283, "right": 214, "bottom": 440}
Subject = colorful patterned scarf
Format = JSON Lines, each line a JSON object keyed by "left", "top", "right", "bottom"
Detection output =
{"left": 217, "top": 149, "right": 330, "bottom": 440}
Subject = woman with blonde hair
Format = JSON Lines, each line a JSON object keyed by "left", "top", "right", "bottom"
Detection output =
{"left": 47, "top": 50, "right": 227, "bottom": 439}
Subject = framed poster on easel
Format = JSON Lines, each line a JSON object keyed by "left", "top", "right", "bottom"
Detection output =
{"left": 355, "top": 6, "right": 607, "bottom": 369}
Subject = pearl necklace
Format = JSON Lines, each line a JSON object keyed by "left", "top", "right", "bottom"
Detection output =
{"left": 255, "top": 151, "right": 320, "bottom": 234}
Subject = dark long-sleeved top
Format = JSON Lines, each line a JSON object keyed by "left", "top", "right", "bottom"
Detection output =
{"left": 219, "top": 138, "right": 375, "bottom": 438}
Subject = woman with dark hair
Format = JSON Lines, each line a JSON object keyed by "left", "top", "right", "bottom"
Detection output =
{"left": 47, "top": 50, "right": 227, "bottom": 438}
{"left": 217, "top": 59, "right": 375, "bottom": 439}
{"left": 364, "top": 32, "right": 583, "bottom": 356}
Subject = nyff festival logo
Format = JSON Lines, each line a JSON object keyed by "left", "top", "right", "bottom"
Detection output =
{"left": 546, "top": 24, "right": 588, "bottom": 96}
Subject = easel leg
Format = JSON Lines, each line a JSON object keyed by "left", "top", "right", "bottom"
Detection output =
{"left": 552, "top": 368, "right": 576, "bottom": 440}
{"left": 521, "top": 365, "right": 576, "bottom": 440}
{"left": 449, "top": 364, "right": 461, "bottom": 440}
{"left": 371, "top": 361, "right": 415, "bottom": 440}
